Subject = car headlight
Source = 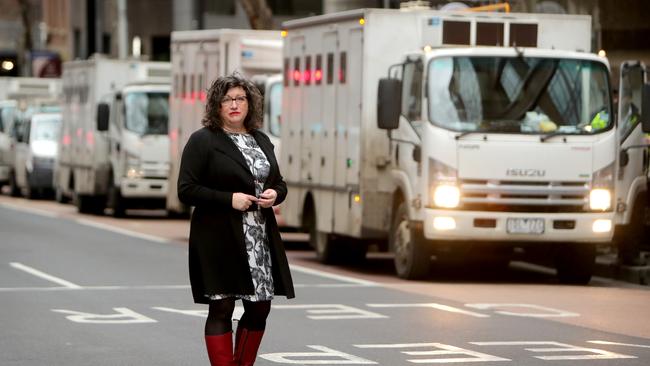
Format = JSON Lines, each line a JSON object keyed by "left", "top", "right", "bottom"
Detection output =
{"left": 590, "top": 162, "right": 614, "bottom": 211}
{"left": 429, "top": 158, "right": 459, "bottom": 208}
{"left": 125, "top": 153, "right": 143, "bottom": 179}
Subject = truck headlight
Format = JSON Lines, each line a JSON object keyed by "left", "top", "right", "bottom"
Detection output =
{"left": 589, "top": 189, "right": 611, "bottom": 211}
{"left": 429, "top": 158, "right": 459, "bottom": 208}
{"left": 590, "top": 162, "right": 614, "bottom": 211}
{"left": 433, "top": 185, "right": 460, "bottom": 208}
{"left": 125, "top": 153, "right": 142, "bottom": 179}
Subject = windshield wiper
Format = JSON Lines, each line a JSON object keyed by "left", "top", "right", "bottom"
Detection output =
{"left": 539, "top": 130, "right": 585, "bottom": 142}
{"left": 455, "top": 131, "right": 486, "bottom": 140}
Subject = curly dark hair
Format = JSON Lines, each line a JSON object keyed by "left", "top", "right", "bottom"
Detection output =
{"left": 202, "top": 73, "right": 263, "bottom": 132}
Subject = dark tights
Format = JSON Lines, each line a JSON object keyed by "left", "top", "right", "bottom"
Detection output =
{"left": 205, "top": 298, "right": 271, "bottom": 335}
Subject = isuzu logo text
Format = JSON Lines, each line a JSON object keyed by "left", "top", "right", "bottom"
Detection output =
{"left": 505, "top": 168, "right": 546, "bottom": 177}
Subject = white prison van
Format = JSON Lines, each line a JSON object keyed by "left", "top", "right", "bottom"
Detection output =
{"left": 280, "top": 8, "right": 647, "bottom": 283}
{"left": 166, "top": 29, "right": 283, "bottom": 216}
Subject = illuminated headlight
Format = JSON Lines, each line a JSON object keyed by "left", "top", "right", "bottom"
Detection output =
{"left": 433, "top": 185, "right": 460, "bottom": 208}
{"left": 590, "top": 163, "right": 613, "bottom": 211}
{"left": 429, "top": 158, "right": 459, "bottom": 208}
{"left": 433, "top": 216, "right": 456, "bottom": 231}
{"left": 589, "top": 189, "right": 611, "bottom": 211}
{"left": 126, "top": 167, "right": 143, "bottom": 179}
{"left": 592, "top": 219, "right": 612, "bottom": 233}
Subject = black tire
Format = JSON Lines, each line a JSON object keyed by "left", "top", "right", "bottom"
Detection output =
{"left": 76, "top": 194, "right": 104, "bottom": 215}
{"left": 8, "top": 171, "right": 21, "bottom": 197}
{"left": 555, "top": 243, "right": 596, "bottom": 285}
{"left": 107, "top": 185, "right": 126, "bottom": 218}
{"left": 390, "top": 201, "right": 431, "bottom": 279}
{"left": 617, "top": 194, "right": 646, "bottom": 265}
{"left": 305, "top": 204, "right": 341, "bottom": 263}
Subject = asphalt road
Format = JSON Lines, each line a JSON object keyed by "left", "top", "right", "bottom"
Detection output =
{"left": 1, "top": 197, "right": 650, "bottom": 365}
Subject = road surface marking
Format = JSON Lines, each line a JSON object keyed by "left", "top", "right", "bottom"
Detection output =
{"left": 51, "top": 307, "right": 157, "bottom": 324}
{"left": 290, "top": 264, "right": 378, "bottom": 286}
{"left": 9, "top": 262, "right": 82, "bottom": 289}
{"left": 465, "top": 303, "right": 579, "bottom": 318}
{"left": 0, "top": 202, "right": 59, "bottom": 218}
{"left": 354, "top": 343, "right": 509, "bottom": 363}
{"left": 470, "top": 341, "right": 636, "bottom": 360}
{"left": 153, "top": 306, "right": 244, "bottom": 320}
{"left": 588, "top": 340, "right": 650, "bottom": 349}
{"left": 367, "top": 303, "right": 489, "bottom": 318}
{"left": 75, "top": 218, "right": 173, "bottom": 244}
{"left": 273, "top": 304, "right": 387, "bottom": 319}
{"left": 261, "top": 345, "right": 377, "bottom": 364}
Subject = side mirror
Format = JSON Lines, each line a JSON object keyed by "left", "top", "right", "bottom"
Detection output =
{"left": 641, "top": 83, "right": 650, "bottom": 133}
{"left": 97, "top": 103, "right": 110, "bottom": 132}
{"left": 377, "top": 78, "right": 401, "bottom": 130}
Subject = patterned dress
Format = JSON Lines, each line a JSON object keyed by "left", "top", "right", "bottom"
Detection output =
{"left": 205, "top": 132, "right": 275, "bottom": 302}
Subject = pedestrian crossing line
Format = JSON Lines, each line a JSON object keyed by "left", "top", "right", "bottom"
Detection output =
{"left": 0, "top": 283, "right": 369, "bottom": 292}
{"left": 9, "top": 262, "right": 83, "bottom": 289}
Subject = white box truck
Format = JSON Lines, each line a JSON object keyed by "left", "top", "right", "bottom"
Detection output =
{"left": 55, "top": 56, "right": 171, "bottom": 216}
{"left": 0, "top": 77, "right": 61, "bottom": 188}
{"left": 280, "top": 8, "right": 646, "bottom": 283}
{"left": 166, "top": 29, "right": 283, "bottom": 216}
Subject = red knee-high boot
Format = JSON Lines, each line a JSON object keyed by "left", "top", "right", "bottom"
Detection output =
{"left": 234, "top": 327, "right": 265, "bottom": 366}
{"left": 205, "top": 332, "right": 235, "bottom": 366}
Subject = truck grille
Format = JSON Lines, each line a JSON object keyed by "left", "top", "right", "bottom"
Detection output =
{"left": 459, "top": 179, "right": 589, "bottom": 213}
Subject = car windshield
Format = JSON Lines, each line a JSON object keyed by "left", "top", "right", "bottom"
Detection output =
{"left": 124, "top": 91, "right": 169, "bottom": 135}
{"left": 32, "top": 115, "right": 61, "bottom": 141}
{"left": 427, "top": 56, "right": 611, "bottom": 134}
{"left": 268, "top": 82, "right": 282, "bottom": 137}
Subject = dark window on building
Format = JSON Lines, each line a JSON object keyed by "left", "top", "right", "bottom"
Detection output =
{"left": 315, "top": 54, "right": 322, "bottom": 85}
{"left": 443, "top": 21, "right": 470, "bottom": 45}
{"left": 509, "top": 23, "right": 538, "bottom": 47}
{"left": 152, "top": 36, "right": 170, "bottom": 61}
{"left": 476, "top": 22, "right": 504, "bottom": 46}
{"left": 283, "top": 58, "right": 290, "bottom": 87}
{"left": 102, "top": 33, "right": 111, "bottom": 54}
{"left": 205, "top": 0, "right": 236, "bottom": 15}
{"left": 326, "top": 52, "right": 334, "bottom": 85}
{"left": 268, "top": 0, "right": 322, "bottom": 16}
{"left": 339, "top": 52, "right": 347, "bottom": 84}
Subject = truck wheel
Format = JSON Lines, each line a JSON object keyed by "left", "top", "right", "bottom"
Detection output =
{"left": 555, "top": 243, "right": 595, "bottom": 285}
{"left": 76, "top": 194, "right": 104, "bottom": 215}
{"left": 8, "top": 171, "right": 21, "bottom": 197}
{"left": 391, "top": 201, "right": 431, "bottom": 279}
{"left": 108, "top": 185, "right": 126, "bottom": 218}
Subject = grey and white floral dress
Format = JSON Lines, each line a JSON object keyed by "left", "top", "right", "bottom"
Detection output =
{"left": 205, "top": 132, "right": 275, "bottom": 302}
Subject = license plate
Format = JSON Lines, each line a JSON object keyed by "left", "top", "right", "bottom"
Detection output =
{"left": 506, "top": 218, "right": 545, "bottom": 235}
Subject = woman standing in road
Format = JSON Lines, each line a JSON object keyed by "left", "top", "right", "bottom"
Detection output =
{"left": 178, "top": 73, "right": 295, "bottom": 366}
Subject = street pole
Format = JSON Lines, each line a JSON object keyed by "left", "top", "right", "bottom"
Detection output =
{"left": 117, "top": 0, "right": 128, "bottom": 59}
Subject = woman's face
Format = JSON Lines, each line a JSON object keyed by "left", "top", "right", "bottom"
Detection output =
{"left": 219, "top": 86, "right": 248, "bottom": 127}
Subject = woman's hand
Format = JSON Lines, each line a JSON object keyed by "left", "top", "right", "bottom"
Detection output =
{"left": 257, "top": 189, "right": 277, "bottom": 208}
{"left": 232, "top": 192, "right": 258, "bottom": 211}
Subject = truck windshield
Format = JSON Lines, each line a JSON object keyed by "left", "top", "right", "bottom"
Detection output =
{"left": 124, "top": 91, "right": 169, "bottom": 135}
{"left": 427, "top": 56, "right": 611, "bottom": 135}
{"left": 268, "top": 82, "right": 282, "bottom": 137}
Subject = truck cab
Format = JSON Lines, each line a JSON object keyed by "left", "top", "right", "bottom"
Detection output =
{"left": 99, "top": 84, "right": 170, "bottom": 216}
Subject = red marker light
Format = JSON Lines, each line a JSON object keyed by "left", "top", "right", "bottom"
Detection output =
{"left": 292, "top": 70, "right": 301, "bottom": 82}
{"left": 62, "top": 134, "right": 71, "bottom": 146}
{"left": 303, "top": 69, "right": 311, "bottom": 83}
{"left": 85, "top": 131, "right": 94, "bottom": 146}
{"left": 314, "top": 69, "right": 323, "bottom": 82}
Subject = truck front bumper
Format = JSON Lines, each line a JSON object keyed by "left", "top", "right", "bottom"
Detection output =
{"left": 423, "top": 209, "right": 614, "bottom": 243}
{"left": 120, "top": 178, "right": 167, "bottom": 198}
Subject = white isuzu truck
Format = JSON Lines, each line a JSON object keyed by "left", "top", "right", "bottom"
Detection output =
{"left": 55, "top": 56, "right": 171, "bottom": 216}
{"left": 166, "top": 29, "right": 283, "bottom": 217}
{"left": 280, "top": 8, "right": 648, "bottom": 283}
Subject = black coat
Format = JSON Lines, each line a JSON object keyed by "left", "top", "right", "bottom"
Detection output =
{"left": 177, "top": 126, "right": 295, "bottom": 304}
